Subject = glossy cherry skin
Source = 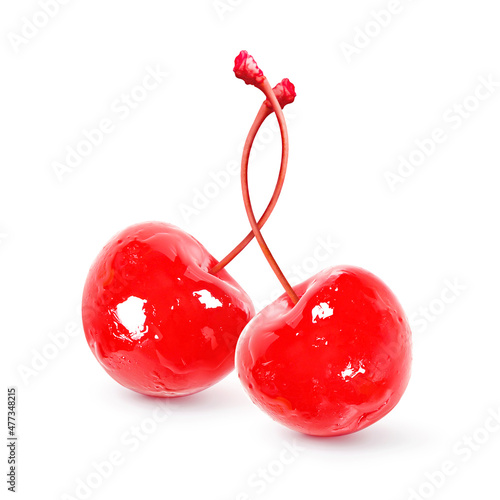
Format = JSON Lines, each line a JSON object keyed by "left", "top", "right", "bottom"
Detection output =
{"left": 82, "top": 222, "right": 254, "bottom": 397}
{"left": 236, "top": 266, "right": 412, "bottom": 436}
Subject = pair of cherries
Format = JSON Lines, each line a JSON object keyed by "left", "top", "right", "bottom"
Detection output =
{"left": 82, "top": 51, "right": 412, "bottom": 437}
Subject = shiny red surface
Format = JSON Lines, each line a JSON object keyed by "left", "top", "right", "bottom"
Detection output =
{"left": 236, "top": 266, "right": 412, "bottom": 436}
{"left": 82, "top": 222, "right": 254, "bottom": 397}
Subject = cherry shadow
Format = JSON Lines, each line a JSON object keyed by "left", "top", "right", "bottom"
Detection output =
{"left": 265, "top": 418, "right": 433, "bottom": 454}
{"left": 109, "top": 373, "right": 248, "bottom": 415}
{"left": 95, "top": 375, "right": 432, "bottom": 453}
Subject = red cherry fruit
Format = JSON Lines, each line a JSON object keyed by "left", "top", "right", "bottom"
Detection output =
{"left": 81, "top": 60, "right": 296, "bottom": 398}
{"left": 232, "top": 51, "right": 412, "bottom": 436}
{"left": 82, "top": 222, "right": 254, "bottom": 397}
{"left": 236, "top": 266, "right": 412, "bottom": 436}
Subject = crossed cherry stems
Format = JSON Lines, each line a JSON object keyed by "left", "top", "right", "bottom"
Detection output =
{"left": 209, "top": 51, "right": 298, "bottom": 304}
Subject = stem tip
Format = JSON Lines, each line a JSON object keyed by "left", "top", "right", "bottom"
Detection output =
{"left": 234, "top": 50, "right": 265, "bottom": 86}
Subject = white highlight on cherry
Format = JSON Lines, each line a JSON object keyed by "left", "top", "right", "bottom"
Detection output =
{"left": 341, "top": 361, "right": 366, "bottom": 380}
{"left": 311, "top": 302, "right": 334, "bottom": 323}
{"left": 114, "top": 296, "right": 148, "bottom": 340}
{"left": 193, "top": 290, "right": 223, "bottom": 309}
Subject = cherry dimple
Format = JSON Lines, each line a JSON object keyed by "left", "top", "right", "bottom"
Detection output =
{"left": 82, "top": 222, "right": 255, "bottom": 397}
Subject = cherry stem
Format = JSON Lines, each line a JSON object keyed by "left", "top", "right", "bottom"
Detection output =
{"left": 241, "top": 77, "right": 299, "bottom": 305}
{"left": 209, "top": 104, "right": 276, "bottom": 275}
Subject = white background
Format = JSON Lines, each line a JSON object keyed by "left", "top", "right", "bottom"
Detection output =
{"left": 2, "top": 1, "right": 500, "bottom": 499}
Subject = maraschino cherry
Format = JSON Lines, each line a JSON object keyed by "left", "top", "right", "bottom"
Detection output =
{"left": 82, "top": 222, "right": 255, "bottom": 397}
{"left": 233, "top": 52, "right": 412, "bottom": 436}
{"left": 81, "top": 56, "right": 296, "bottom": 397}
